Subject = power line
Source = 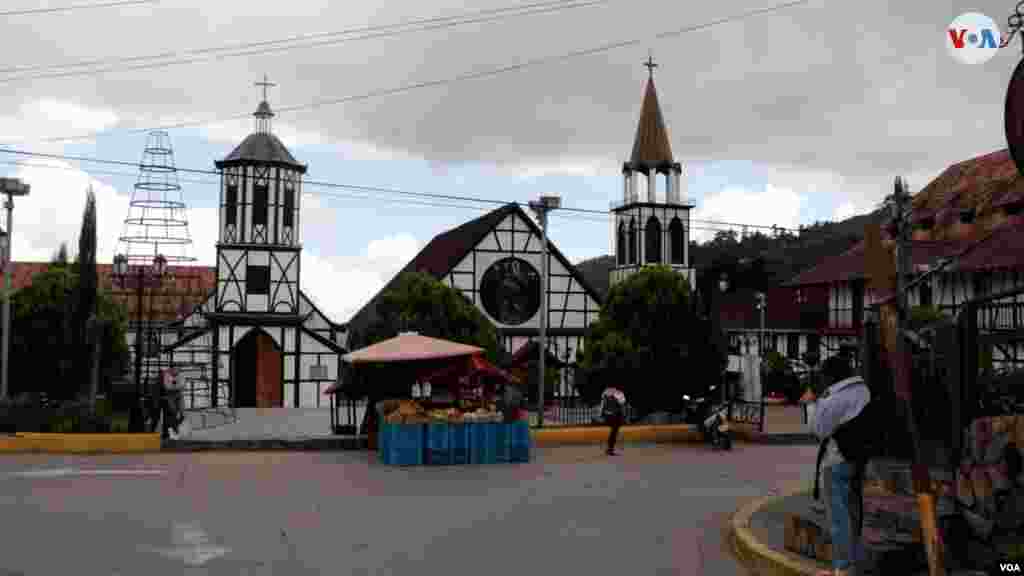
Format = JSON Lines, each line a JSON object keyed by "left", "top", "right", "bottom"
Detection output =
{"left": 0, "top": 147, "right": 811, "bottom": 233}
{"left": 0, "top": 0, "right": 609, "bottom": 82}
{"left": 5, "top": 0, "right": 810, "bottom": 145}
{"left": 0, "top": 0, "right": 156, "bottom": 16}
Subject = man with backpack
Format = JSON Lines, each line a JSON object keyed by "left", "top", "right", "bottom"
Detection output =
{"left": 806, "top": 359, "right": 876, "bottom": 576}
{"left": 601, "top": 387, "right": 626, "bottom": 456}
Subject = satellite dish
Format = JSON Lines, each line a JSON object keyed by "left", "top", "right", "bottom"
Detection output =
{"left": 1006, "top": 58, "right": 1024, "bottom": 175}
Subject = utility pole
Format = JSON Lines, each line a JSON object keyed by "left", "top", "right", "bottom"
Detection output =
{"left": 529, "top": 195, "right": 560, "bottom": 428}
{"left": 0, "top": 177, "right": 29, "bottom": 401}
{"left": 891, "top": 176, "right": 945, "bottom": 576}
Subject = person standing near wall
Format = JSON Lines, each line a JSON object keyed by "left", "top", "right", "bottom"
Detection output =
{"left": 601, "top": 387, "right": 626, "bottom": 456}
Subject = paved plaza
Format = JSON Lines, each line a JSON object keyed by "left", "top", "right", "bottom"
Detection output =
{"left": 0, "top": 443, "right": 816, "bottom": 575}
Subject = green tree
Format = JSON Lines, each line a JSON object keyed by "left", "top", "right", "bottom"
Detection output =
{"left": 349, "top": 271, "right": 499, "bottom": 400}
{"left": 579, "top": 266, "right": 727, "bottom": 416}
{"left": 9, "top": 266, "right": 129, "bottom": 402}
{"left": 75, "top": 187, "right": 98, "bottom": 391}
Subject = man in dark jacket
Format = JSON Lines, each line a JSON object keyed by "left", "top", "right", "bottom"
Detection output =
{"left": 602, "top": 387, "right": 626, "bottom": 455}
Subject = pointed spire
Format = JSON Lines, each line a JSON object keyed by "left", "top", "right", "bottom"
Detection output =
{"left": 629, "top": 56, "right": 674, "bottom": 169}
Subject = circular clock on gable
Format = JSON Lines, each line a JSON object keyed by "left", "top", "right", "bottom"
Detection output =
{"left": 480, "top": 257, "right": 541, "bottom": 326}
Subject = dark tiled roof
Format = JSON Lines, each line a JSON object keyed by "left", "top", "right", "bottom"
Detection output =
{"left": 784, "top": 239, "right": 969, "bottom": 287}
{"left": 11, "top": 261, "right": 216, "bottom": 322}
{"left": 345, "top": 203, "right": 604, "bottom": 338}
{"left": 218, "top": 133, "right": 305, "bottom": 170}
{"left": 719, "top": 285, "right": 828, "bottom": 331}
{"left": 628, "top": 77, "right": 674, "bottom": 168}
{"left": 954, "top": 218, "right": 1024, "bottom": 272}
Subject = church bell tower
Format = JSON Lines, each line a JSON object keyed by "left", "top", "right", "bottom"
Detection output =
{"left": 214, "top": 76, "right": 307, "bottom": 316}
{"left": 610, "top": 55, "right": 695, "bottom": 288}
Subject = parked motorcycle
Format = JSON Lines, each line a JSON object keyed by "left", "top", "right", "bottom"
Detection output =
{"left": 682, "top": 386, "right": 732, "bottom": 450}
{"left": 702, "top": 404, "right": 732, "bottom": 450}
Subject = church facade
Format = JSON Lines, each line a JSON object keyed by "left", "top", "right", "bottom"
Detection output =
{"left": 345, "top": 203, "right": 603, "bottom": 398}
{"left": 161, "top": 94, "right": 347, "bottom": 409}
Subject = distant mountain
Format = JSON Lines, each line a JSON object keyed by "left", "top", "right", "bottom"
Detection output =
{"left": 575, "top": 210, "right": 885, "bottom": 302}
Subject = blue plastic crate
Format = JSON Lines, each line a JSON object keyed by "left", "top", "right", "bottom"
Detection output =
{"left": 448, "top": 423, "right": 470, "bottom": 465}
{"left": 426, "top": 422, "right": 451, "bottom": 465}
{"left": 495, "top": 422, "right": 512, "bottom": 463}
{"left": 378, "top": 422, "right": 396, "bottom": 465}
{"left": 470, "top": 422, "right": 496, "bottom": 464}
{"left": 509, "top": 421, "right": 531, "bottom": 463}
{"left": 388, "top": 423, "right": 424, "bottom": 466}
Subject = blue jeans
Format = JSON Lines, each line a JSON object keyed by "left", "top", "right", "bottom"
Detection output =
{"left": 825, "top": 461, "right": 864, "bottom": 571}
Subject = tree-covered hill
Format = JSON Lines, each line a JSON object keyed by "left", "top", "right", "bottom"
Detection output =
{"left": 575, "top": 210, "right": 886, "bottom": 301}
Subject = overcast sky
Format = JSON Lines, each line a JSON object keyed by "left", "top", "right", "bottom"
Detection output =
{"left": 0, "top": 0, "right": 1014, "bottom": 322}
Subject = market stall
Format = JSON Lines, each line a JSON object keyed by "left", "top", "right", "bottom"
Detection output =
{"left": 342, "top": 332, "right": 531, "bottom": 465}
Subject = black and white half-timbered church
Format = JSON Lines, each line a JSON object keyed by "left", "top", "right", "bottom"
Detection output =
{"left": 160, "top": 61, "right": 695, "bottom": 409}
{"left": 162, "top": 90, "right": 347, "bottom": 409}
{"left": 347, "top": 62, "right": 696, "bottom": 398}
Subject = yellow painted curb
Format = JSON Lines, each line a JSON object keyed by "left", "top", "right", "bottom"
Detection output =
{"left": 530, "top": 424, "right": 703, "bottom": 446}
{"left": 0, "top": 433, "right": 161, "bottom": 454}
{"left": 729, "top": 484, "right": 822, "bottom": 576}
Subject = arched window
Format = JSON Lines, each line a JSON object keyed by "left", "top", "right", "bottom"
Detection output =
{"left": 670, "top": 217, "right": 685, "bottom": 264}
{"left": 645, "top": 216, "right": 662, "bottom": 263}
{"left": 617, "top": 222, "right": 626, "bottom": 265}
{"left": 628, "top": 217, "right": 637, "bottom": 264}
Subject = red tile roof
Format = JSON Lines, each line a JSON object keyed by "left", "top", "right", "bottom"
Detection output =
{"left": 954, "top": 218, "right": 1024, "bottom": 272}
{"left": 10, "top": 261, "right": 216, "bottom": 322}
{"left": 785, "top": 238, "right": 971, "bottom": 287}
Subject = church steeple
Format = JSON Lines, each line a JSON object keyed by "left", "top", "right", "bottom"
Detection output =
{"left": 254, "top": 74, "right": 276, "bottom": 135}
{"left": 629, "top": 60, "right": 674, "bottom": 169}
{"left": 610, "top": 54, "right": 694, "bottom": 290}
{"left": 621, "top": 54, "right": 685, "bottom": 205}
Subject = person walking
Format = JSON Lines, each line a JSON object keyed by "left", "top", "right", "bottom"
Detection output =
{"left": 601, "top": 387, "right": 626, "bottom": 456}
{"left": 806, "top": 359, "right": 868, "bottom": 576}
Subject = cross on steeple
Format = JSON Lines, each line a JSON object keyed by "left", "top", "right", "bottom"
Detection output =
{"left": 644, "top": 51, "right": 658, "bottom": 77}
{"left": 255, "top": 74, "right": 276, "bottom": 102}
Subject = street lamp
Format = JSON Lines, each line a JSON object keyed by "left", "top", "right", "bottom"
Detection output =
{"left": 755, "top": 291, "right": 766, "bottom": 357}
{"left": 528, "top": 194, "right": 560, "bottom": 428}
{"left": 0, "top": 177, "right": 29, "bottom": 401}
{"left": 717, "top": 273, "right": 729, "bottom": 405}
{"left": 112, "top": 253, "right": 167, "bottom": 431}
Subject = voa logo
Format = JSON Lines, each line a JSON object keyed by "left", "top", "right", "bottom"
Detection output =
{"left": 947, "top": 12, "right": 1001, "bottom": 65}
{"left": 1001, "top": 562, "right": 1022, "bottom": 573}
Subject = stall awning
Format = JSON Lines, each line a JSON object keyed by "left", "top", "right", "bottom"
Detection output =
{"left": 342, "top": 332, "right": 484, "bottom": 364}
{"left": 420, "top": 354, "right": 522, "bottom": 386}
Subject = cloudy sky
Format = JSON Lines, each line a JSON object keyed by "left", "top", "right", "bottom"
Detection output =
{"left": 0, "top": 0, "right": 1014, "bottom": 322}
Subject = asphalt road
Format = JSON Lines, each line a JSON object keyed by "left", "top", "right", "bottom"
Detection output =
{"left": 0, "top": 443, "right": 816, "bottom": 576}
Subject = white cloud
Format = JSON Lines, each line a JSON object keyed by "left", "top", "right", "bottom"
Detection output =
{"left": 692, "top": 184, "right": 803, "bottom": 243}
{"left": 831, "top": 201, "right": 860, "bottom": 222}
{"left": 6, "top": 157, "right": 417, "bottom": 325}
{"left": 7, "top": 158, "right": 217, "bottom": 266}
{"left": 301, "top": 233, "right": 421, "bottom": 323}
{"left": 504, "top": 157, "right": 615, "bottom": 180}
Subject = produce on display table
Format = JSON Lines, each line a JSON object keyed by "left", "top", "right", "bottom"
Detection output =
{"left": 380, "top": 398, "right": 511, "bottom": 424}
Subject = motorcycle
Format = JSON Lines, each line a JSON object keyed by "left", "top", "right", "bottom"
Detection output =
{"left": 682, "top": 386, "right": 732, "bottom": 450}
{"left": 702, "top": 404, "right": 732, "bottom": 450}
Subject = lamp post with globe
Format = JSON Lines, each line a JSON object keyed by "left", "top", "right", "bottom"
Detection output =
{"left": 112, "top": 253, "right": 167, "bottom": 431}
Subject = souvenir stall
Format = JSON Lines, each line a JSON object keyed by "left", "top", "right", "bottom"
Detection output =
{"left": 342, "top": 332, "right": 531, "bottom": 466}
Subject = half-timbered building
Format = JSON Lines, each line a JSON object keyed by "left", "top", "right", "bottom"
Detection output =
{"left": 345, "top": 203, "right": 603, "bottom": 398}
{"left": 161, "top": 93, "right": 347, "bottom": 409}
{"left": 756, "top": 149, "right": 1024, "bottom": 372}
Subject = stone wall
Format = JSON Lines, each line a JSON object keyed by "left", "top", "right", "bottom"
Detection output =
{"left": 957, "top": 415, "right": 1024, "bottom": 538}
